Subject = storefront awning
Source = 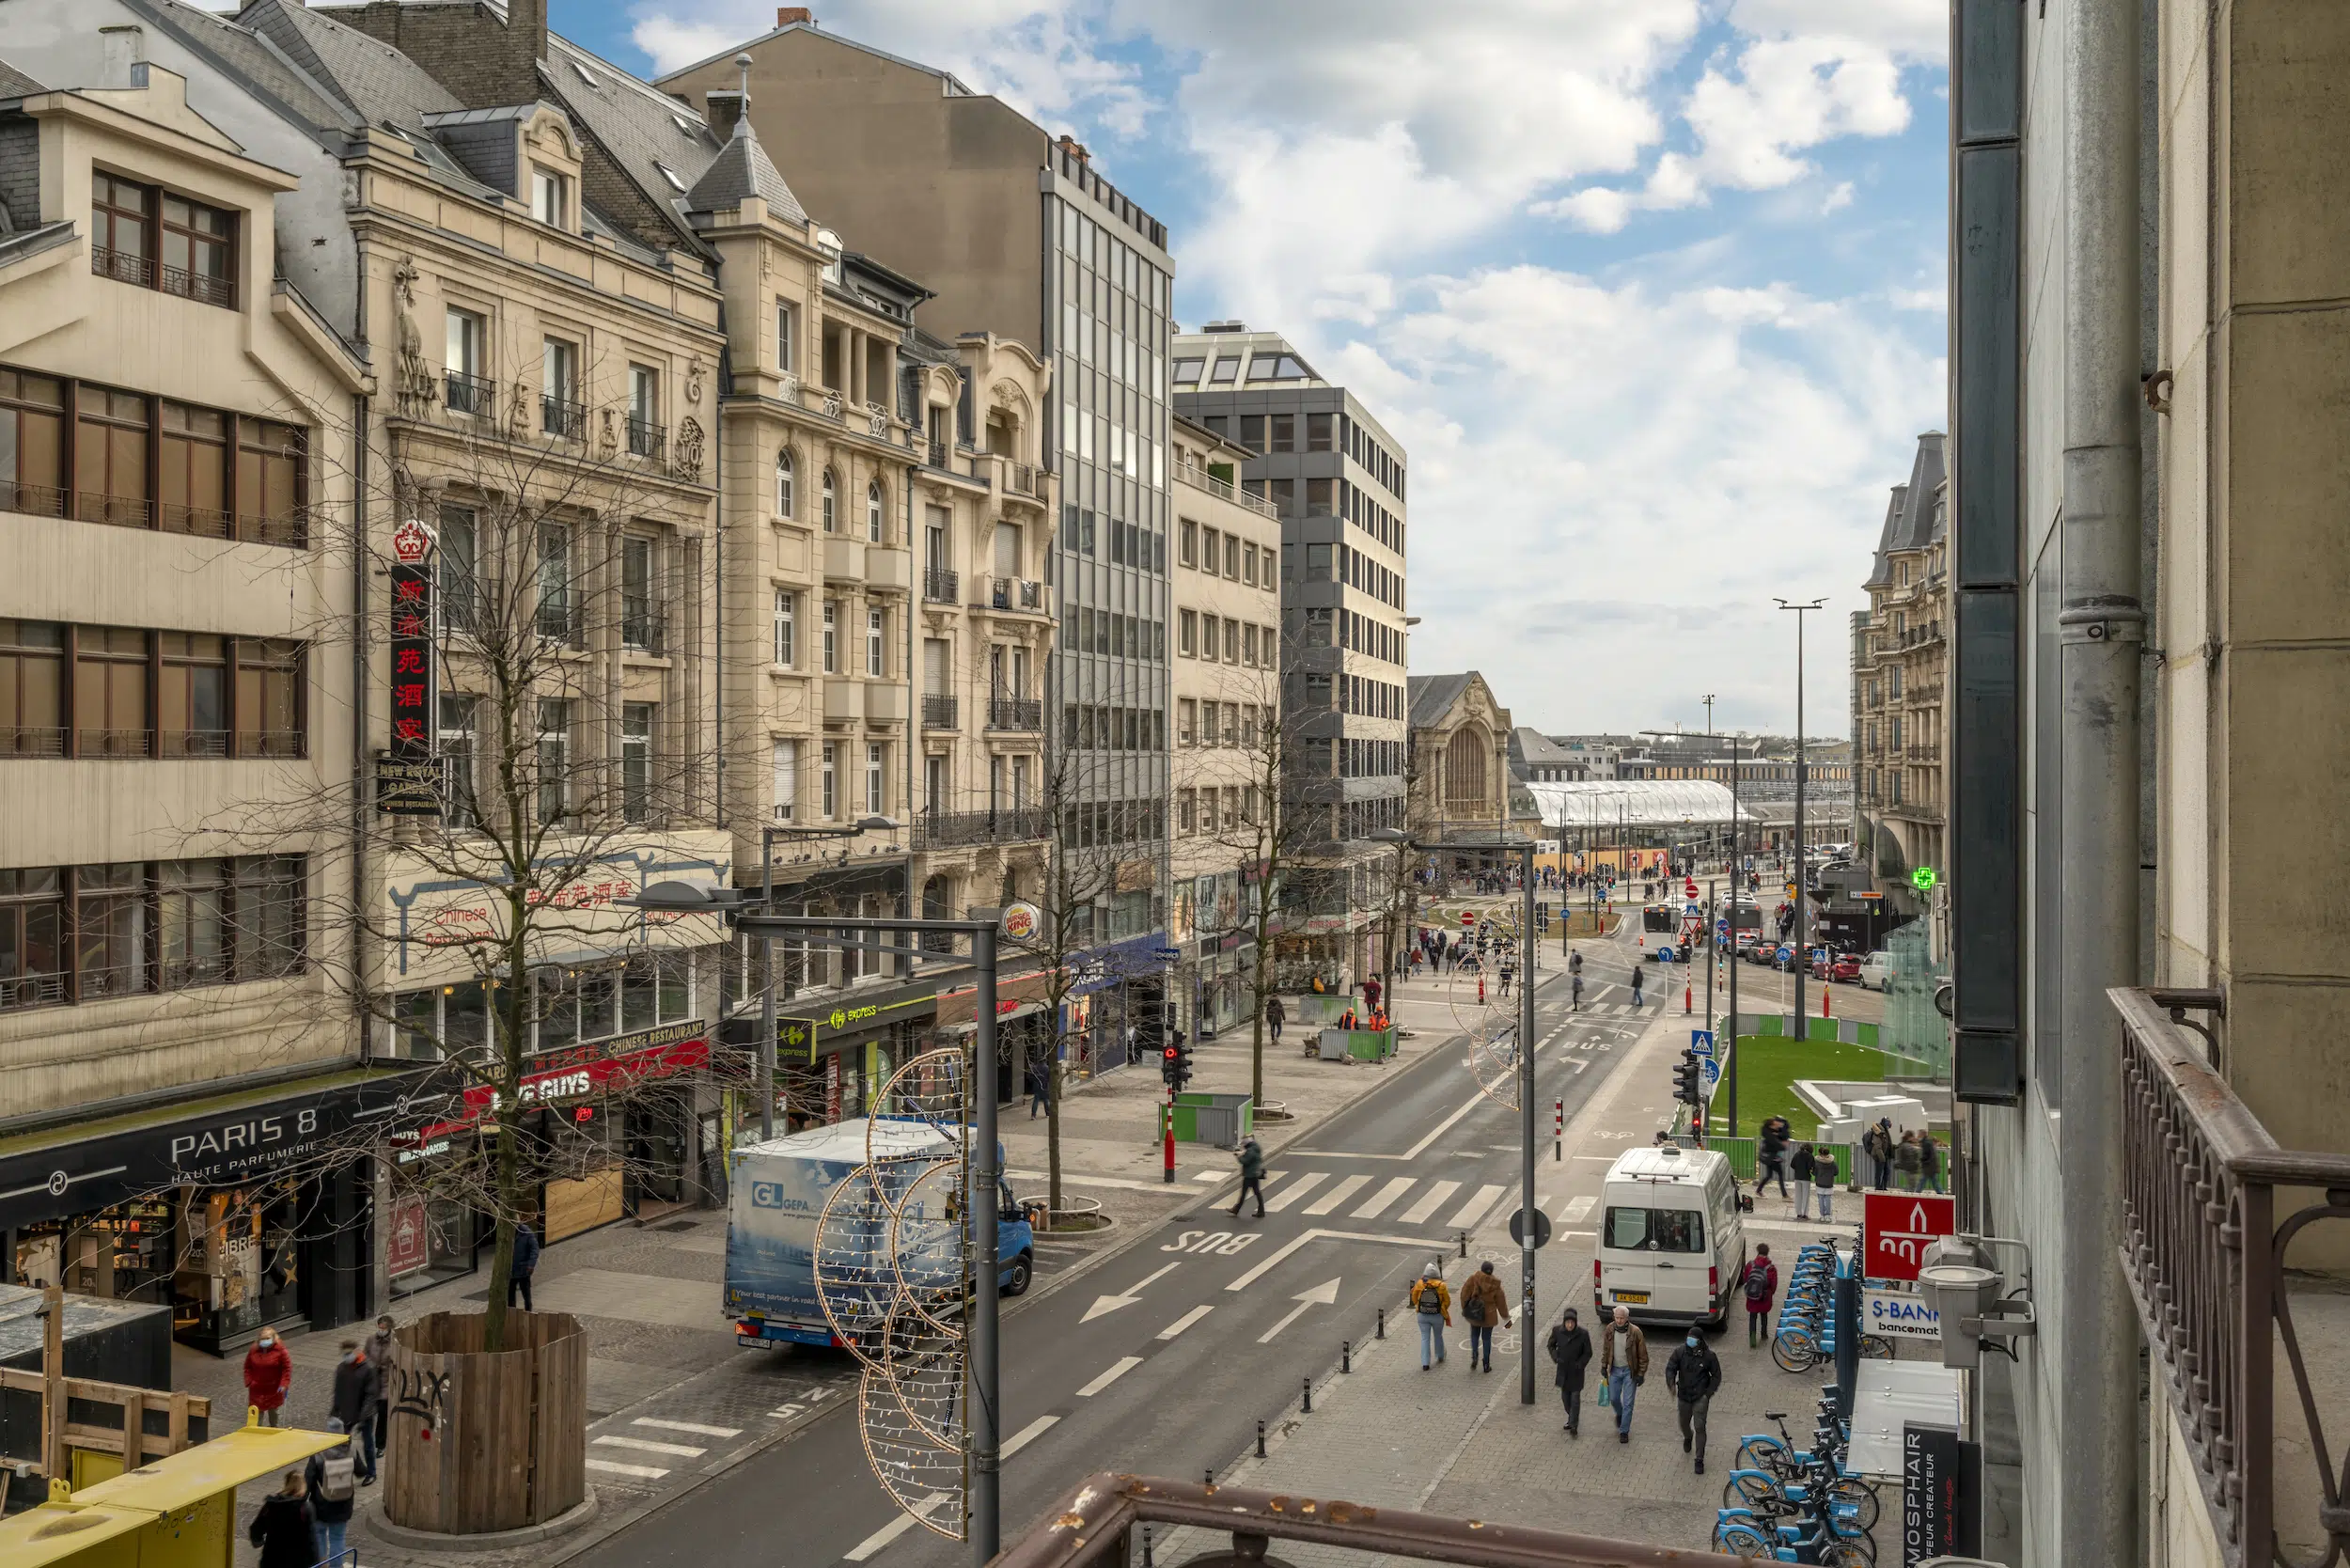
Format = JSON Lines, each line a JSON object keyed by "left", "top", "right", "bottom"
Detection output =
{"left": 0, "top": 1064, "right": 446, "bottom": 1232}
{"left": 777, "top": 977, "right": 942, "bottom": 1058}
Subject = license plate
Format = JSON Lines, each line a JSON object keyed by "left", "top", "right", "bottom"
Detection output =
{"left": 1612, "top": 1290, "right": 1650, "bottom": 1304}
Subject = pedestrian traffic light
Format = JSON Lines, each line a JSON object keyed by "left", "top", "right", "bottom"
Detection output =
{"left": 1165, "top": 1038, "right": 1195, "bottom": 1091}
{"left": 1671, "top": 1049, "right": 1702, "bottom": 1106}
{"left": 1161, "top": 1043, "right": 1181, "bottom": 1088}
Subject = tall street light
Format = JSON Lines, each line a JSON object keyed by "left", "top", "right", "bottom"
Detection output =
{"left": 754, "top": 816, "right": 901, "bottom": 1140}
{"left": 1775, "top": 599, "right": 1825, "bottom": 1032}
{"left": 1374, "top": 827, "right": 1536, "bottom": 1406}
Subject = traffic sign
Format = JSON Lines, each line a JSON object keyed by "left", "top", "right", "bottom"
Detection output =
{"left": 1776, "top": 945, "right": 1793, "bottom": 964}
{"left": 1153, "top": 947, "right": 1183, "bottom": 963}
{"left": 1461, "top": 911, "right": 1476, "bottom": 927}
{"left": 1510, "top": 1207, "right": 1554, "bottom": 1249}
{"left": 1700, "top": 1055, "right": 1720, "bottom": 1090}
{"left": 1784, "top": 882, "right": 1798, "bottom": 898}
{"left": 1690, "top": 1029, "right": 1715, "bottom": 1055}
{"left": 1911, "top": 865, "right": 1940, "bottom": 891}
{"left": 1862, "top": 1192, "right": 1956, "bottom": 1283}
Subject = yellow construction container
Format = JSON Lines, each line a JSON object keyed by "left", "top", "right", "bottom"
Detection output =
{"left": 0, "top": 1413, "right": 346, "bottom": 1566}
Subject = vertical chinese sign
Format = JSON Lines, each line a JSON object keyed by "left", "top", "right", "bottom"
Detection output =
{"left": 380, "top": 517, "right": 441, "bottom": 815}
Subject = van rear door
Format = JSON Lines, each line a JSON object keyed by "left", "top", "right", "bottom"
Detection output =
{"left": 1599, "top": 1195, "right": 1655, "bottom": 1307}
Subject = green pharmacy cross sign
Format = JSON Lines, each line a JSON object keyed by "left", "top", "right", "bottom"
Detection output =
{"left": 1911, "top": 866, "right": 1939, "bottom": 891}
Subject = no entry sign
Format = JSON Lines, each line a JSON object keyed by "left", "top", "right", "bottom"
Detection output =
{"left": 1863, "top": 1191, "right": 1955, "bottom": 1283}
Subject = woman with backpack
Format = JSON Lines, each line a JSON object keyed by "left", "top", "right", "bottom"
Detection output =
{"left": 306, "top": 1419, "right": 359, "bottom": 1562}
{"left": 1409, "top": 1263, "right": 1451, "bottom": 1370}
{"left": 1741, "top": 1244, "right": 1778, "bottom": 1349}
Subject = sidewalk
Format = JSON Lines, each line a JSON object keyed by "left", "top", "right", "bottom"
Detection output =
{"left": 1162, "top": 993, "right": 1882, "bottom": 1565}
{"left": 179, "top": 996, "right": 1448, "bottom": 1565}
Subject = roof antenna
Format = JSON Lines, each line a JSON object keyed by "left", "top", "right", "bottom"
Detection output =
{"left": 733, "top": 52, "right": 753, "bottom": 136}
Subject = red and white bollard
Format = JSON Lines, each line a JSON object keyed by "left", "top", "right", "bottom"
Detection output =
{"left": 1684, "top": 981, "right": 1694, "bottom": 1015}
{"left": 1163, "top": 1099, "right": 1177, "bottom": 1184}
{"left": 1822, "top": 986, "right": 1833, "bottom": 1020}
{"left": 1554, "top": 1097, "right": 1564, "bottom": 1161}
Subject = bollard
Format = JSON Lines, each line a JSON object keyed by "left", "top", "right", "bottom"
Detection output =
{"left": 1341, "top": 1340, "right": 1352, "bottom": 1372}
{"left": 1302, "top": 1377, "right": 1312, "bottom": 1414}
{"left": 1458, "top": 1231, "right": 1468, "bottom": 1259}
{"left": 1257, "top": 1419, "right": 1267, "bottom": 1457}
{"left": 1204, "top": 1468, "right": 1214, "bottom": 1488}
{"left": 1144, "top": 1529, "right": 1155, "bottom": 1568}
{"left": 1376, "top": 1306, "right": 1386, "bottom": 1339}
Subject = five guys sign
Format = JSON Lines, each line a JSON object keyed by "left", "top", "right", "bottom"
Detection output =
{"left": 380, "top": 518, "right": 440, "bottom": 815}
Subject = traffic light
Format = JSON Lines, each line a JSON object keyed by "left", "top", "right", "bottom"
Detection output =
{"left": 1671, "top": 1049, "right": 1702, "bottom": 1106}
{"left": 1164, "top": 1037, "right": 1195, "bottom": 1091}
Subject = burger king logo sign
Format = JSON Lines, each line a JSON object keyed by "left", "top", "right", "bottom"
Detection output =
{"left": 1000, "top": 902, "right": 1042, "bottom": 943}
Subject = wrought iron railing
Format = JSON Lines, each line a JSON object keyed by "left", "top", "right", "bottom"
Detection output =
{"left": 0, "top": 727, "right": 65, "bottom": 757}
{"left": 91, "top": 246, "right": 152, "bottom": 288}
{"left": 995, "top": 1473, "right": 1747, "bottom": 1568}
{"left": 988, "top": 576, "right": 1046, "bottom": 614}
{"left": 2115, "top": 984, "right": 2350, "bottom": 1568}
{"left": 621, "top": 599, "right": 666, "bottom": 654}
{"left": 627, "top": 416, "right": 666, "bottom": 462}
{"left": 74, "top": 491, "right": 155, "bottom": 529}
{"left": 541, "top": 393, "right": 588, "bottom": 440}
{"left": 160, "top": 264, "right": 236, "bottom": 309}
{"left": 988, "top": 697, "right": 1042, "bottom": 731}
{"left": 78, "top": 728, "right": 152, "bottom": 759}
{"left": 920, "top": 695, "right": 959, "bottom": 729}
{"left": 926, "top": 437, "right": 950, "bottom": 470}
{"left": 923, "top": 567, "right": 959, "bottom": 604}
{"left": 910, "top": 807, "right": 1045, "bottom": 849}
{"left": 161, "top": 729, "right": 230, "bottom": 759}
{"left": 445, "top": 370, "right": 495, "bottom": 417}
{"left": 0, "top": 479, "right": 65, "bottom": 517}
{"left": 0, "top": 972, "right": 67, "bottom": 1011}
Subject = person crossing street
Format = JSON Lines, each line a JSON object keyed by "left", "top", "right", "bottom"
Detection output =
{"left": 1230, "top": 1137, "right": 1266, "bottom": 1218}
{"left": 1664, "top": 1325, "right": 1723, "bottom": 1473}
{"left": 1599, "top": 1305, "right": 1647, "bottom": 1443}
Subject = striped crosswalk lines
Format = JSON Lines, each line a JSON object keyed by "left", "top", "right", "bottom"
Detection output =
{"left": 1449, "top": 1184, "right": 1508, "bottom": 1230}
{"left": 1261, "top": 1171, "right": 1328, "bottom": 1213}
{"left": 1304, "top": 1173, "right": 1372, "bottom": 1215}
{"left": 1398, "top": 1180, "right": 1461, "bottom": 1225}
{"left": 1351, "top": 1176, "right": 1418, "bottom": 1220}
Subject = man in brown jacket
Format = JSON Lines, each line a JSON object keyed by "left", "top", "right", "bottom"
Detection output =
{"left": 1598, "top": 1305, "right": 1650, "bottom": 1443}
{"left": 1460, "top": 1261, "right": 1512, "bottom": 1372}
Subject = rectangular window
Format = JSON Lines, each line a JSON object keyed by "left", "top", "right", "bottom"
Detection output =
{"left": 74, "top": 863, "right": 147, "bottom": 1000}
{"left": 1241, "top": 414, "right": 1266, "bottom": 453}
{"left": 1270, "top": 478, "right": 1295, "bottom": 514}
{"left": 0, "top": 619, "right": 65, "bottom": 757}
{"left": 627, "top": 365, "right": 661, "bottom": 457}
{"left": 541, "top": 338, "right": 580, "bottom": 437}
{"left": 73, "top": 625, "right": 149, "bottom": 757}
{"left": 867, "top": 607, "right": 885, "bottom": 677}
{"left": 1199, "top": 527, "right": 1219, "bottom": 574}
{"left": 157, "top": 858, "right": 227, "bottom": 990}
{"left": 1306, "top": 477, "right": 1334, "bottom": 517}
{"left": 822, "top": 601, "right": 838, "bottom": 673}
{"left": 1224, "top": 534, "right": 1242, "bottom": 578}
{"left": 1179, "top": 610, "right": 1196, "bottom": 658}
{"left": 74, "top": 385, "right": 149, "bottom": 527}
{"left": 158, "top": 191, "right": 235, "bottom": 306}
{"left": 866, "top": 743, "right": 885, "bottom": 814}
{"left": 1224, "top": 618, "right": 1241, "bottom": 663}
{"left": 157, "top": 401, "right": 227, "bottom": 538}
{"left": 236, "top": 417, "right": 306, "bottom": 546}
{"left": 1179, "top": 789, "right": 1196, "bottom": 834}
{"left": 535, "top": 526, "right": 574, "bottom": 641}
{"left": 821, "top": 741, "right": 838, "bottom": 819}
{"left": 775, "top": 299, "right": 797, "bottom": 373}
{"left": 0, "top": 368, "right": 67, "bottom": 515}
{"left": 621, "top": 536, "right": 657, "bottom": 651}
{"left": 530, "top": 166, "right": 568, "bottom": 227}
{"left": 621, "top": 702, "right": 654, "bottom": 823}
{"left": 1270, "top": 413, "right": 1294, "bottom": 452}
{"left": 437, "top": 692, "right": 478, "bottom": 828}
{"left": 91, "top": 173, "right": 151, "bottom": 282}
{"left": 772, "top": 738, "right": 798, "bottom": 821}
{"left": 536, "top": 698, "right": 570, "bottom": 823}
{"left": 1307, "top": 412, "right": 1333, "bottom": 452}
{"left": 0, "top": 867, "right": 67, "bottom": 1006}
{"left": 1243, "top": 623, "right": 1259, "bottom": 666}
{"left": 158, "top": 632, "right": 227, "bottom": 757}
{"left": 228, "top": 855, "right": 304, "bottom": 981}
{"left": 773, "top": 588, "right": 797, "bottom": 666}
{"left": 437, "top": 506, "right": 479, "bottom": 633}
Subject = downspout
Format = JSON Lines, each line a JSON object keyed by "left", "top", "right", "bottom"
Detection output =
{"left": 352, "top": 387, "right": 371, "bottom": 1065}
{"left": 2059, "top": 0, "right": 2145, "bottom": 1564}
{"left": 713, "top": 327, "right": 729, "bottom": 833}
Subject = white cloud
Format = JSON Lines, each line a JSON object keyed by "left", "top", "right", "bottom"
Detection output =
{"left": 1822, "top": 180, "right": 1856, "bottom": 214}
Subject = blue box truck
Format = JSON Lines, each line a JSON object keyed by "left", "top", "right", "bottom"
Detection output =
{"left": 724, "top": 1118, "right": 1035, "bottom": 1349}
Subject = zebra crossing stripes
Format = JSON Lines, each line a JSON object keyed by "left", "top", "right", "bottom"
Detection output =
{"left": 1303, "top": 1173, "right": 1373, "bottom": 1215}
{"left": 1261, "top": 1171, "right": 1328, "bottom": 1213}
{"left": 1397, "top": 1180, "right": 1461, "bottom": 1226}
{"left": 1351, "top": 1176, "right": 1418, "bottom": 1219}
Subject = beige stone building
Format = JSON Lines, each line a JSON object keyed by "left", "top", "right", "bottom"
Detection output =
{"left": 1404, "top": 673, "right": 1514, "bottom": 845}
{"left": 1167, "top": 415, "right": 1280, "bottom": 1036}
{"left": 1851, "top": 431, "right": 1948, "bottom": 927}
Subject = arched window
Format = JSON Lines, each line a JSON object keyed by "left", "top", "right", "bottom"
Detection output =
{"left": 775, "top": 449, "right": 795, "bottom": 517}
{"left": 822, "top": 468, "right": 838, "bottom": 532}
{"left": 1443, "top": 728, "right": 1488, "bottom": 811}
{"left": 866, "top": 479, "right": 885, "bottom": 542}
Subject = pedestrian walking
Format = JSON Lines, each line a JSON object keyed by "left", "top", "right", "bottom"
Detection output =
{"left": 247, "top": 1471, "right": 314, "bottom": 1568}
{"left": 366, "top": 1314, "right": 396, "bottom": 1471}
{"left": 1461, "top": 1261, "right": 1511, "bottom": 1372}
{"left": 1813, "top": 1146, "right": 1840, "bottom": 1220}
{"left": 508, "top": 1219, "right": 540, "bottom": 1311}
{"left": 1790, "top": 1143, "right": 1816, "bottom": 1221}
{"left": 1266, "top": 995, "right": 1285, "bottom": 1043}
{"left": 1664, "top": 1326, "right": 1723, "bottom": 1473}
{"left": 1230, "top": 1137, "right": 1266, "bottom": 1218}
{"left": 306, "top": 1419, "right": 358, "bottom": 1563}
{"left": 329, "top": 1339, "right": 380, "bottom": 1485}
{"left": 1598, "top": 1305, "right": 1648, "bottom": 1443}
{"left": 1742, "top": 1244, "right": 1778, "bottom": 1348}
{"left": 1547, "top": 1308, "right": 1592, "bottom": 1435}
{"left": 1571, "top": 973, "right": 1584, "bottom": 1009}
{"left": 1630, "top": 963, "right": 1644, "bottom": 1008}
{"left": 1497, "top": 961, "right": 1512, "bottom": 999}
{"left": 243, "top": 1327, "right": 291, "bottom": 1428}
{"left": 1026, "top": 1058, "right": 1050, "bottom": 1119}
{"left": 1755, "top": 1116, "right": 1792, "bottom": 1199}
{"left": 1922, "top": 1131, "right": 1945, "bottom": 1194}
{"left": 1895, "top": 1131, "right": 1924, "bottom": 1191}
{"left": 1864, "top": 1119, "right": 1894, "bottom": 1189}
{"left": 1364, "top": 975, "right": 1383, "bottom": 1014}
{"left": 1410, "top": 1264, "right": 1452, "bottom": 1370}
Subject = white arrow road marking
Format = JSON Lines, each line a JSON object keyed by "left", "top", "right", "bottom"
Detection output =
{"left": 594, "top": 1435, "right": 706, "bottom": 1458}
{"left": 1081, "top": 1261, "right": 1181, "bottom": 1323}
{"left": 1076, "top": 1356, "right": 1143, "bottom": 1397}
{"left": 1256, "top": 1277, "right": 1343, "bottom": 1343}
{"left": 1001, "top": 1415, "right": 1059, "bottom": 1457}
{"left": 1261, "top": 1172, "right": 1328, "bottom": 1212}
{"left": 1158, "top": 1304, "right": 1214, "bottom": 1340}
{"left": 1399, "top": 1181, "right": 1461, "bottom": 1226}
{"left": 1227, "top": 1229, "right": 1449, "bottom": 1292}
{"left": 846, "top": 1493, "right": 950, "bottom": 1560}
{"left": 1304, "top": 1174, "right": 1372, "bottom": 1215}
{"left": 1351, "top": 1176, "right": 1417, "bottom": 1219}
{"left": 631, "top": 1418, "right": 742, "bottom": 1439}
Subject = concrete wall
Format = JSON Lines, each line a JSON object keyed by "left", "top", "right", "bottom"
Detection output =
{"left": 661, "top": 30, "right": 1048, "bottom": 347}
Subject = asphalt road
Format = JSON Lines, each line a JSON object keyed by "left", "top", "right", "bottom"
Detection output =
{"left": 572, "top": 917, "right": 1662, "bottom": 1568}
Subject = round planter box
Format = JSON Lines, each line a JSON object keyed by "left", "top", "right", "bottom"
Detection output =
{"left": 384, "top": 1309, "right": 588, "bottom": 1536}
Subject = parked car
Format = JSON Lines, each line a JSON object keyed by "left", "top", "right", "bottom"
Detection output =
{"left": 1824, "top": 952, "right": 1862, "bottom": 984}
{"left": 1858, "top": 950, "right": 1896, "bottom": 990}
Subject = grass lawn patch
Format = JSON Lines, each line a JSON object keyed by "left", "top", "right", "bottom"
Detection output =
{"left": 1712, "top": 1035, "right": 1890, "bottom": 1138}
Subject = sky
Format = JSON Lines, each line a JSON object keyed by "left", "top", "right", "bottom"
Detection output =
{"left": 565, "top": 0, "right": 1950, "bottom": 740}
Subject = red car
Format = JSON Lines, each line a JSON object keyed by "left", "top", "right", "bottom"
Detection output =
{"left": 1812, "top": 951, "right": 1862, "bottom": 984}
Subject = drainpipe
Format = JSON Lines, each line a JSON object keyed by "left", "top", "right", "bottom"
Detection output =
{"left": 2060, "top": 0, "right": 2144, "bottom": 1562}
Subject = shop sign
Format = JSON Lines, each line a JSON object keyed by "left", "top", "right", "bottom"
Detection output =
{"left": 462, "top": 1027, "right": 708, "bottom": 1116}
{"left": 999, "top": 902, "right": 1042, "bottom": 942}
{"left": 383, "top": 519, "right": 437, "bottom": 815}
{"left": 1863, "top": 1192, "right": 1956, "bottom": 1283}
{"left": 0, "top": 1067, "right": 445, "bottom": 1231}
{"left": 777, "top": 986, "right": 939, "bottom": 1055}
{"left": 933, "top": 964, "right": 1060, "bottom": 1027}
{"left": 387, "top": 1194, "right": 431, "bottom": 1278}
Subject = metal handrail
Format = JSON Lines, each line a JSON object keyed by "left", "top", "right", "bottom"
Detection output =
{"left": 923, "top": 567, "right": 960, "bottom": 604}
{"left": 920, "top": 695, "right": 959, "bottom": 729}
{"left": 2114, "top": 984, "right": 2350, "bottom": 1568}
{"left": 1174, "top": 462, "right": 1280, "bottom": 520}
{"left": 445, "top": 370, "right": 496, "bottom": 417}
{"left": 994, "top": 1473, "right": 1749, "bottom": 1568}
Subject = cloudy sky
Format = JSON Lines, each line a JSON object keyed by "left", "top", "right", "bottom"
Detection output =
{"left": 559, "top": 0, "right": 1949, "bottom": 739}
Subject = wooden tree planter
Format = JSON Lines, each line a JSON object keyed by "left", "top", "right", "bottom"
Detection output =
{"left": 384, "top": 1309, "right": 588, "bottom": 1535}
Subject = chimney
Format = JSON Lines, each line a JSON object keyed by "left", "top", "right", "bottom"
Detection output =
{"left": 509, "top": 0, "right": 548, "bottom": 80}
{"left": 776, "top": 7, "right": 813, "bottom": 24}
{"left": 1056, "top": 133, "right": 1089, "bottom": 165}
{"left": 99, "top": 25, "right": 145, "bottom": 87}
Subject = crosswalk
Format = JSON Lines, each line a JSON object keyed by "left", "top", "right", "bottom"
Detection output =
{"left": 1240, "top": 1171, "right": 1618, "bottom": 1238}
{"left": 581, "top": 1385, "right": 848, "bottom": 1489}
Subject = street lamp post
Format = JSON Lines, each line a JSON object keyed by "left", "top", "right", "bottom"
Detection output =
{"left": 1727, "top": 739, "right": 1742, "bottom": 1136}
{"left": 1776, "top": 599, "right": 1825, "bottom": 1030}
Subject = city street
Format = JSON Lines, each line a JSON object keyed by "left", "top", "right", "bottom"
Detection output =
{"left": 571, "top": 918, "right": 1673, "bottom": 1568}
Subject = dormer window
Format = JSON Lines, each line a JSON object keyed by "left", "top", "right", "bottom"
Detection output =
{"left": 530, "top": 166, "right": 569, "bottom": 227}
{"left": 92, "top": 173, "right": 237, "bottom": 309}
{"left": 569, "top": 60, "right": 600, "bottom": 88}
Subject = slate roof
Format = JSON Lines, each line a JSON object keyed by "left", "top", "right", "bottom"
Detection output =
{"left": 683, "top": 114, "right": 807, "bottom": 225}
{"left": 238, "top": 0, "right": 462, "bottom": 136}
{"left": 1407, "top": 673, "right": 1474, "bottom": 730}
{"left": 542, "top": 33, "right": 726, "bottom": 247}
{"left": 1864, "top": 431, "right": 1945, "bottom": 588}
{"left": 123, "top": 0, "right": 358, "bottom": 134}
{"left": 0, "top": 56, "right": 42, "bottom": 99}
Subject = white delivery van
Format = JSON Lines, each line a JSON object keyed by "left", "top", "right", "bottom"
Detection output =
{"left": 1592, "top": 1145, "right": 1745, "bottom": 1330}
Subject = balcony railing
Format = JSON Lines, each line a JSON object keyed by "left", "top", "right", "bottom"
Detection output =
{"left": 74, "top": 491, "right": 155, "bottom": 530}
{"left": 78, "top": 728, "right": 152, "bottom": 759}
{"left": 621, "top": 599, "right": 666, "bottom": 654}
{"left": 2115, "top": 984, "right": 2350, "bottom": 1568}
{"left": 627, "top": 416, "right": 666, "bottom": 462}
{"left": 987, "top": 576, "right": 1047, "bottom": 614}
{"left": 995, "top": 456, "right": 1042, "bottom": 498}
{"left": 0, "top": 479, "right": 65, "bottom": 517}
{"left": 91, "top": 246, "right": 152, "bottom": 288}
{"left": 910, "top": 807, "right": 1046, "bottom": 849}
{"left": 996, "top": 1473, "right": 1745, "bottom": 1568}
{"left": 161, "top": 729, "right": 229, "bottom": 759}
{"left": 1174, "top": 461, "right": 1281, "bottom": 520}
{"left": 0, "top": 972, "right": 67, "bottom": 1012}
{"left": 988, "top": 696, "right": 1042, "bottom": 731}
{"left": 920, "top": 695, "right": 959, "bottom": 729}
{"left": 160, "top": 264, "right": 236, "bottom": 309}
{"left": 534, "top": 597, "right": 586, "bottom": 646}
{"left": 922, "top": 567, "right": 960, "bottom": 604}
{"left": 445, "top": 370, "right": 495, "bottom": 417}
{"left": 1, "top": 727, "right": 65, "bottom": 757}
{"left": 541, "top": 393, "right": 587, "bottom": 440}
{"left": 926, "top": 437, "right": 950, "bottom": 469}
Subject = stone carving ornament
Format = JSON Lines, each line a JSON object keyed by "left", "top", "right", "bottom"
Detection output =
{"left": 674, "top": 416, "right": 706, "bottom": 482}
{"left": 390, "top": 257, "right": 438, "bottom": 417}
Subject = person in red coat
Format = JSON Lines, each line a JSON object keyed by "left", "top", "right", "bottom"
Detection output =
{"left": 243, "top": 1329, "right": 293, "bottom": 1427}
